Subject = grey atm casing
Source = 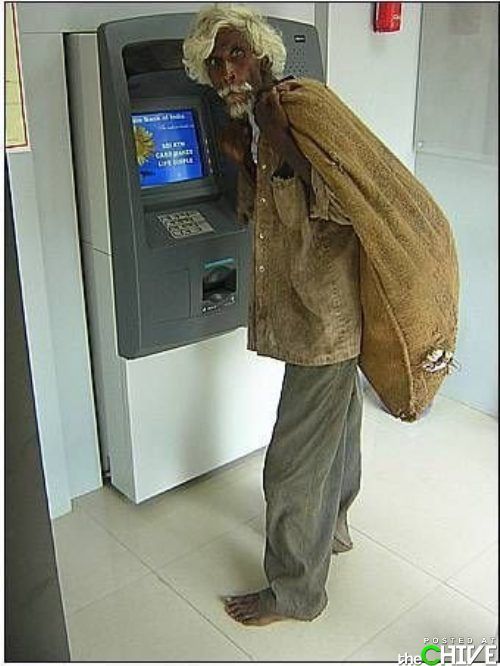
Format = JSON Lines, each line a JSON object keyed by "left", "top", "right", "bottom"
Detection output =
{"left": 97, "top": 14, "right": 323, "bottom": 359}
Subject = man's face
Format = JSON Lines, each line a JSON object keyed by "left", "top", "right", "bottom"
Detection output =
{"left": 206, "top": 28, "right": 267, "bottom": 118}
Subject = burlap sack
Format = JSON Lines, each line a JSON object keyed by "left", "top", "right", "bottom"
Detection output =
{"left": 281, "top": 79, "right": 459, "bottom": 421}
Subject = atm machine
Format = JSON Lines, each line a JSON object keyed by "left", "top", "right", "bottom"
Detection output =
{"left": 66, "top": 13, "right": 324, "bottom": 503}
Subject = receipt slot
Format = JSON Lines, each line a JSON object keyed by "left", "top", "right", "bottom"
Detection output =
{"left": 66, "top": 13, "right": 323, "bottom": 503}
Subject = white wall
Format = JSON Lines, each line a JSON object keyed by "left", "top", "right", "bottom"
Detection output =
{"left": 7, "top": 153, "right": 73, "bottom": 517}
{"left": 414, "top": 4, "right": 498, "bottom": 417}
{"left": 16, "top": 2, "right": 314, "bottom": 32}
{"left": 327, "top": 2, "right": 422, "bottom": 171}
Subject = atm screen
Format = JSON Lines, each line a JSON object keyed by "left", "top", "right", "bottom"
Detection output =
{"left": 132, "top": 109, "right": 205, "bottom": 188}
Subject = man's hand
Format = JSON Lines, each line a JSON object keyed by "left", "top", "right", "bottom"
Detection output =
{"left": 254, "top": 87, "right": 289, "bottom": 138}
{"left": 275, "top": 80, "right": 302, "bottom": 95}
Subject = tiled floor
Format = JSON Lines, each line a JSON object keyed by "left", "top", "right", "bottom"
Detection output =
{"left": 51, "top": 388, "right": 498, "bottom": 662}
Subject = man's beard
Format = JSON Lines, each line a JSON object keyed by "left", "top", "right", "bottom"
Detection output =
{"left": 217, "top": 82, "right": 255, "bottom": 119}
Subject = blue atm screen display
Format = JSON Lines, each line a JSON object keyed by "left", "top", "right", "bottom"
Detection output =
{"left": 132, "top": 110, "right": 205, "bottom": 188}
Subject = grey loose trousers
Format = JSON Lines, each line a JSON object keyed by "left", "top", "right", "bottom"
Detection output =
{"left": 260, "top": 357, "right": 362, "bottom": 620}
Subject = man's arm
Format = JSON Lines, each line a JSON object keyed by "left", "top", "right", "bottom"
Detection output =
{"left": 256, "top": 84, "right": 352, "bottom": 226}
{"left": 237, "top": 163, "right": 256, "bottom": 225}
{"left": 219, "top": 118, "right": 255, "bottom": 179}
{"left": 218, "top": 119, "right": 256, "bottom": 224}
{"left": 254, "top": 86, "right": 311, "bottom": 188}
{"left": 272, "top": 130, "right": 311, "bottom": 187}
{"left": 310, "top": 168, "right": 352, "bottom": 225}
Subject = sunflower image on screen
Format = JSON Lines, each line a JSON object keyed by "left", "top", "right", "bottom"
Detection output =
{"left": 134, "top": 125, "right": 155, "bottom": 166}
{"left": 132, "top": 110, "right": 205, "bottom": 188}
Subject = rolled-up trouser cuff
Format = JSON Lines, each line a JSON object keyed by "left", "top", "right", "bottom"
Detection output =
{"left": 268, "top": 583, "right": 328, "bottom": 621}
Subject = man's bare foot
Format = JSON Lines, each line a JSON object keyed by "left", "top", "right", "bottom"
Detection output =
{"left": 223, "top": 591, "right": 291, "bottom": 626}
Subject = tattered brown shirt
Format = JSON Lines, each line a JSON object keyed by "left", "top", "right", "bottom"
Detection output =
{"left": 238, "top": 135, "right": 361, "bottom": 366}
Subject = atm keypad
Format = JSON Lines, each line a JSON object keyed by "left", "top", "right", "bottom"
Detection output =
{"left": 157, "top": 210, "right": 215, "bottom": 239}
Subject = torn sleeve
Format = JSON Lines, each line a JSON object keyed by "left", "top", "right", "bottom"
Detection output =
{"left": 310, "top": 167, "right": 352, "bottom": 226}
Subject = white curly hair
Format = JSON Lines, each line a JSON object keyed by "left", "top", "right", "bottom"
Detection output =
{"left": 182, "top": 4, "right": 287, "bottom": 86}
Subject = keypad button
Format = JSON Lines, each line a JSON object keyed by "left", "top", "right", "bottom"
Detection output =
{"left": 157, "top": 209, "right": 215, "bottom": 238}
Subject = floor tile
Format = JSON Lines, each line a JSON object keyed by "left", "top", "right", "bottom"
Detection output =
{"left": 51, "top": 507, "right": 149, "bottom": 615}
{"left": 348, "top": 394, "right": 497, "bottom": 580}
{"left": 66, "top": 573, "right": 250, "bottom": 661}
{"left": 346, "top": 583, "right": 498, "bottom": 662}
{"left": 74, "top": 446, "right": 264, "bottom": 525}
{"left": 446, "top": 543, "right": 498, "bottom": 613}
{"left": 73, "top": 461, "right": 265, "bottom": 570}
{"left": 156, "top": 517, "right": 439, "bottom": 661}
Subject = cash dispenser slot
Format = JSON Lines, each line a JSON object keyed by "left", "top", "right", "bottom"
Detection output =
{"left": 202, "top": 258, "right": 237, "bottom": 314}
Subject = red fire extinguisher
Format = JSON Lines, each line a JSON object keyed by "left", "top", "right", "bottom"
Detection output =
{"left": 373, "top": 2, "right": 402, "bottom": 33}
